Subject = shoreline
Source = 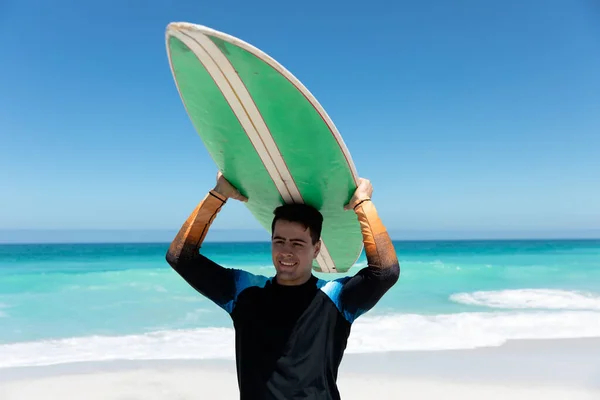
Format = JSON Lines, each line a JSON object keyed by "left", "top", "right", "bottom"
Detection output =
{"left": 1, "top": 337, "right": 599, "bottom": 399}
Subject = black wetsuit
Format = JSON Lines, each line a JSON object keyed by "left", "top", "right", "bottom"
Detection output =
{"left": 167, "top": 190, "right": 400, "bottom": 400}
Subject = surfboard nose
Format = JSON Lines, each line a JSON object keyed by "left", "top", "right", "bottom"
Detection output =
{"left": 166, "top": 22, "right": 212, "bottom": 35}
{"left": 166, "top": 22, "right": 192, "bottom": 32}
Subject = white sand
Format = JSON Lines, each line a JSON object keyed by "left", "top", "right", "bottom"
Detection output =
{"left": 1, "top": 338, "right": 599, "bottom": 399}
{"left": 0, "top": 368, "right": 596, "bottom": 400}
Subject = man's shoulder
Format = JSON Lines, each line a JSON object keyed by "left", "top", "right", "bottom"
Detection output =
{"left": 231, "top": 269, "right": 272, "bottom": 290}
{"left": 315, "top": 276, "right": 351, "bottom": 303}
{"left": 316, "top": 275, "right": 369, "bottom": 323}
{"left": 316, "top": 276, "right": 350, "bottom": 287}
{"left": 222, "top": 269, "right": 273, "bottom": 311}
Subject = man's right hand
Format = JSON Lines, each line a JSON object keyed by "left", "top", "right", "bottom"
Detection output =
{"left": 213, "top": 171, "right": 248, "bottom": 202}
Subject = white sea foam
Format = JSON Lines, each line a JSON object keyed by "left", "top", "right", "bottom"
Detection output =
{"left": 2, "top": 310, "right": 600, "bottom": 368}
{"left": 450, "top": 289, "right": 600, "bottom": 310}
{"left": 348, "top": 310, "right": 600, "bottom": 352}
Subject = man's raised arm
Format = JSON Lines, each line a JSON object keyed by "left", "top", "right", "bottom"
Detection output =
{"left": 338, "top": 179, "right": 400, "bottom": 321}
{"left": 165, "top": 172, "right": 251, "bottom": 312}
{"left": 166, "top": 189, "right": 227, "bottom": 267}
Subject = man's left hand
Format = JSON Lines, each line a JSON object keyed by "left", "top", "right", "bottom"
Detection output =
{"left": 344, "top": 178, "right": 373, "bottom": 211}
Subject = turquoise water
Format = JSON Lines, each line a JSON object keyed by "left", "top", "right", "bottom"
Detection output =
{"left": 1, "top": 240, "right": 600, "bottom": 368}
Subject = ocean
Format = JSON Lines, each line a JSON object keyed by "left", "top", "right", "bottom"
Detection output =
{"left": 1, "top": 239, "right": 600, "bottom": 369}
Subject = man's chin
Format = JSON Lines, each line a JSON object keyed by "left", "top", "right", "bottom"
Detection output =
{"left": 275, "top": 267, "right": 297, "bottom": 278}
{"left": 275, "top": 266, "right": 315, "bottom": 286}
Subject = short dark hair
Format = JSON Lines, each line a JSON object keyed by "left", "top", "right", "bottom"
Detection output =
{"left": 271, "top": 203, "right": 323, "bottom": 245}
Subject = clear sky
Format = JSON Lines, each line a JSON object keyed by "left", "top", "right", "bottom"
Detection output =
{"left": 1, "top": 0, "right": 599, "bottom": 242}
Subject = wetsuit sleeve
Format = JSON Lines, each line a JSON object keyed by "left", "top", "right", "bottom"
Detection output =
{"left": 337, "top": 199, "right": 400, "bottom": 322}
{"left": 165, "top": 190, "right": 267, "bottom": 314}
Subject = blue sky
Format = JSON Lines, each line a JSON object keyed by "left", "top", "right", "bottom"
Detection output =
{"left": 1, "top": 0, "right": 599, "bottom": 242}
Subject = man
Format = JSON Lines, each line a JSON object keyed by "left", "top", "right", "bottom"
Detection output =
{"left": 166, "top": 172, "right": 400, "bottom": 400}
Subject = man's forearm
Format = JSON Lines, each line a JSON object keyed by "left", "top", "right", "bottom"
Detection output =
{"left": 336, "top": 199, "right": 400, "bottom": 321}
{"left": 353, "top": 199, "right": 399, "bottom": 276}
{"left": 166, "top": 190, "right": 227, "bottom": 266}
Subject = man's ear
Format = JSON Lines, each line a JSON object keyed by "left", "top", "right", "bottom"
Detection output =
{"left": 313, "top": 240, "right": 322, "bottom": 258}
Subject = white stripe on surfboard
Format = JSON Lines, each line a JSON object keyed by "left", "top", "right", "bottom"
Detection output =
{"left": 167, "top": 30, "right": 294, "bottom": 204}
{"left": 191, "top": 32, "right": 337, "bottom": 274}
{"left": 167, "top": 28, "right": 336, "bottom": 273}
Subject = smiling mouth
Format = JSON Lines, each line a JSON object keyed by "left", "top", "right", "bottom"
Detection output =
{"left": 278, "top": 260, "right": 297, "bottom": 267}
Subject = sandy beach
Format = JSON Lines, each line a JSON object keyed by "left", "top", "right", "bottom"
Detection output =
{"left": 1, "top": 337, "right": 599, "bottom": 400}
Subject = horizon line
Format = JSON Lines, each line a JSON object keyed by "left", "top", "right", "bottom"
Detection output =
{"left": 0, "top": 228, "right": 599, "bottom": 245}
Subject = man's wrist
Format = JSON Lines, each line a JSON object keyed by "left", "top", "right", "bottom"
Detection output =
{"left": 353, "top": 198, "right": 371, "bottom": 211}
{"left": 209, "top": 189, "right": 228, "bottom": 203}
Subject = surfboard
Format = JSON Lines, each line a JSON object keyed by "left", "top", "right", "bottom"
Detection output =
{"left": 165, "top": 22, "right": 363, "bottom": 273}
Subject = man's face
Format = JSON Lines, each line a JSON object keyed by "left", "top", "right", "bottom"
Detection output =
{"left": 271, "top": 219, "right": 321, "bottom": 286}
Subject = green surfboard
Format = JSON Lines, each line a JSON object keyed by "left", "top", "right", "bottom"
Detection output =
{"left": 165, "top": 22, "right": 363, "bottom": 273}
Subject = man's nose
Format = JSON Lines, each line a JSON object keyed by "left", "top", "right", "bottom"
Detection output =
{"left": 281, "top": 243, "right": 294, "bottom": 253}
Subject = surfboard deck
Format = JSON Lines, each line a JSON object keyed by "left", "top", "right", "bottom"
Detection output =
{"left": 165, "top": 22, "right": 363, "bottom": 273}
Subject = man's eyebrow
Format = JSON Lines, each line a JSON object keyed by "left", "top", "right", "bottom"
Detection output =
{"left": 272, "top": 235, "right": 307, "bottom": 243}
